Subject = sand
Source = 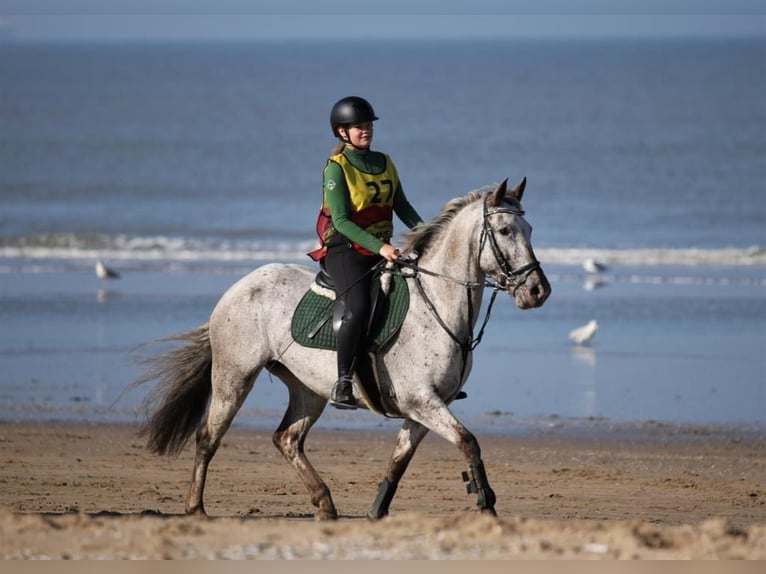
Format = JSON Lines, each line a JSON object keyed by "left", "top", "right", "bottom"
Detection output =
{"left": 0, "top": 420, "right": 764, "bottom": 559}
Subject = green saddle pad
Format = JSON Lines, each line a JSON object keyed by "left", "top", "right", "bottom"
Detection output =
{"left": 291, "top": 273, "right": 409, "bottom": 351}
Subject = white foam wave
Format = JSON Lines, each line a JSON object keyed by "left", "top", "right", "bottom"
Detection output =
{"left": 535, "top": 246, "right": 766, "bottom": 267}
{"left": 0, "top": 234, "right": 314, "bottom": 263}
{"left": 0, "top": 234, "right": 764, "bottom": 267}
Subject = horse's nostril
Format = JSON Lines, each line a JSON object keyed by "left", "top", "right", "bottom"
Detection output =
{"left": 533, "top": 282, "right": 551, "bottom": 302}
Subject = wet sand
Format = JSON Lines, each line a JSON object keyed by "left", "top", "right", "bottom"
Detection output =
{"left": 1, "top": 420, "right": 764, "bottom": 559}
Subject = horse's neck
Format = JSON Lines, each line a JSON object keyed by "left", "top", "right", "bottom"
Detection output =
{"left": 416, "top": 209, "right": 485, "bottom": 329}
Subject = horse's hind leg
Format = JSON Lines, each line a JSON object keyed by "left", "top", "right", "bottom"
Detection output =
{"left": 367, "top": 419, "right": 429, "bottom": 520}
{"left": 186, "top": 364, "right": 256, "bottom": 516}
{"left": 271, "top": 365, "right": 337, "bottom": 521}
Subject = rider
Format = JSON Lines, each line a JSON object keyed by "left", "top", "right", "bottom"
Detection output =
{"left": 308, "top": 96, "right": 424, "bottom": 409}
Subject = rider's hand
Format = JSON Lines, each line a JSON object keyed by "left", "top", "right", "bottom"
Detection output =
{"left": 379, "top": 243, "right": 400, "bottom": 262}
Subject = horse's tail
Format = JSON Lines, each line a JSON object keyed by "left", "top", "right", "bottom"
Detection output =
{"left": 134, "top": 323, "right": 213, "bottom": 457}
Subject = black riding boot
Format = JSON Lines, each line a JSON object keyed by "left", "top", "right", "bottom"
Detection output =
{"left": 330, "top": 375, "right": 356, "bottom": 409}
{"left": 330, "top": 313, "right": 361, "bottom": 410}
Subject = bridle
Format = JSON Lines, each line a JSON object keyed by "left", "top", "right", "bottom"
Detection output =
{"left": 478, "top": 197, "right": 541, "bottom": 296}
{"left": 392, "top": 196, "right": 541, "bottom": 374}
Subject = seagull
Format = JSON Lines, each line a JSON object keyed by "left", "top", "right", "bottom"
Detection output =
{"left": 569, "top": 319, "right": 598, "bottom": 345}
{"left": 583, "top": 276, "right": 608, "bottom": 291}
{"left": 582, "top": 258, "right": 608, "bottom": 274}
{"left": 95, "top": 259, "right": 120, "bottom": 280}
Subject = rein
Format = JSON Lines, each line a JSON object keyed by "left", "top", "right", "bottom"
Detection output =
{"left": 390, "top": 196, "right": 541, "bottom": 377}
{"left": 393, "top": 258, "right": 496, "bottom": 353}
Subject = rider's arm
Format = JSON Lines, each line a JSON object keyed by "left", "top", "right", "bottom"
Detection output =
{"left": 393, "top": 182, "right": 425, "bottom": 230}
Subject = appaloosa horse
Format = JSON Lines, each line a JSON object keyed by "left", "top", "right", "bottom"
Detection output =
{"left": 135, "top": 177, "right": 551, "bottom": 520}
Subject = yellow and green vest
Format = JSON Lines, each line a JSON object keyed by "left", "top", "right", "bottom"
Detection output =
{"left": 309, "top": 152, "right": 399, "bottom": 260}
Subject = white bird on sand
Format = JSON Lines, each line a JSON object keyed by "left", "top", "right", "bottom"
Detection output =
{"left": 569, "top": 319, "right": 598, "bottom": 345}
{"left": 582, "top": 258, "right": 608, "bottom": 274}
{"left": 95, "top": 259, "right": 120, "bottom": 280}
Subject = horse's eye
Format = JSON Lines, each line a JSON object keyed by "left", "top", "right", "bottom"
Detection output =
{"left": 496, "top": 226, "right": 512, "bottom": 236}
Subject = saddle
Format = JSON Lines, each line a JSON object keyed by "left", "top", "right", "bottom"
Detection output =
{"left": 290, "top": 265, "right": 410, "bottom": 416}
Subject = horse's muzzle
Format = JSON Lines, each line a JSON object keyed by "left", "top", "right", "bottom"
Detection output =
{"left": 512, "top": 268, "right": 551, "bottom": 309}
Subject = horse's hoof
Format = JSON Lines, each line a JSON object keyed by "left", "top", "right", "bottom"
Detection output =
{"left": 480, "top": 507, "right": 498, "bottom": 518}
{"left": 315, "top": 509, "right": 338, "bottom": 521}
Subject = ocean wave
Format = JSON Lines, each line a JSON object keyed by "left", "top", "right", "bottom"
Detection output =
{"left": 535, "top": 246, "right": 766, "bottom": 267}
{"left": 0, "top": 233, "right": 315, "bottom": 262}
{"left": 0, "top": 233, "right": 764, "bottom": 268}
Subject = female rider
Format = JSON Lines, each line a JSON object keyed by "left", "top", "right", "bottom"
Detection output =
{"left": 308, "top": 96, "right": 424, "bottom": 409}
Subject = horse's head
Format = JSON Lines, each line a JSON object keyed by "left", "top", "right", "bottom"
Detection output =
{"left": 478, "top": 178, "right": 551, "bottom": 309}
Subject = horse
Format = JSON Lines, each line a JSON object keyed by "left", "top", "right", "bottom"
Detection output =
{"left": 134, "top": 177, "right": 551, "bottom": 520}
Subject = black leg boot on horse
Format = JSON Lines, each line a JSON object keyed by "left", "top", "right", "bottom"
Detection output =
{"left": 330, "top": 307, "right": 362, "bottom": 409}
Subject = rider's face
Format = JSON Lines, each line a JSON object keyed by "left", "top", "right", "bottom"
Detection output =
{"left": 341, "top": 122, "right": 373, "bottom": 149}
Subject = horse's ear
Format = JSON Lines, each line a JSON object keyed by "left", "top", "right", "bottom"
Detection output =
{"left": 509, "top": 177, "right": 527, "bottom": 202}
{"left": 490, "top": 178, "right": 509, "bottom": 207}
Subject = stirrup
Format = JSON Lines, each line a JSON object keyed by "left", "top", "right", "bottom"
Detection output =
{"left": 330, "top": 377, "right": 358, "bottom": 410}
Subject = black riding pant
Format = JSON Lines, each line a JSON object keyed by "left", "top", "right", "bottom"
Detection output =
{"left": 323, "top": 244, "right": 382, "bottom": 380}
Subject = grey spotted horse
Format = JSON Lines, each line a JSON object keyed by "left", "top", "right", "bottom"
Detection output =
{"left": 134, "top": 177, "right": 551, "bottom": 520}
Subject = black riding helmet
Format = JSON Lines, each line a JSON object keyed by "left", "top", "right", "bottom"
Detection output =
{"left": 330, "top": 96, "right": 379, "bottom": 138}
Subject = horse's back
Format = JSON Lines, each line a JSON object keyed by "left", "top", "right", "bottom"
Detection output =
{"left": 209, "top": 262, "right": 317, "bottom": 342}
{"left": 217, "top": 262, "right": 315, "bottom": 306}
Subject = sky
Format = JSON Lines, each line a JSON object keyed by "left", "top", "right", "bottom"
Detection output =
{"left": 0, "top": 0, "right": 764, "bottom": 41}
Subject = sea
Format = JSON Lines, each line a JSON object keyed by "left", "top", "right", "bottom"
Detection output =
{"left": 1, "top": 38, "right": 764, "bottom": 435}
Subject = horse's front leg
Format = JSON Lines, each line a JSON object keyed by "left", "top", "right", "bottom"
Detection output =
{"left": 367, "top": 420, "right": 429, "bottom": 520}
{"left": 411, "top": 401, "right": 497, "bottom": 517}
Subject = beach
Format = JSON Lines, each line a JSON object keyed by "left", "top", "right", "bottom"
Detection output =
{"left": 1, "top": 420, "right": 764, "bottom": 559}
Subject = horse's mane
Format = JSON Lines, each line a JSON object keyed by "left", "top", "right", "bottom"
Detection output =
{"left": 401, "top": 185, "right": 521, "bottom": 256}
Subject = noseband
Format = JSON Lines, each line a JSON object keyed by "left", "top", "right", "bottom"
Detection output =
{"left": 479, "top": 197, "right": 541, "bottom": 296}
